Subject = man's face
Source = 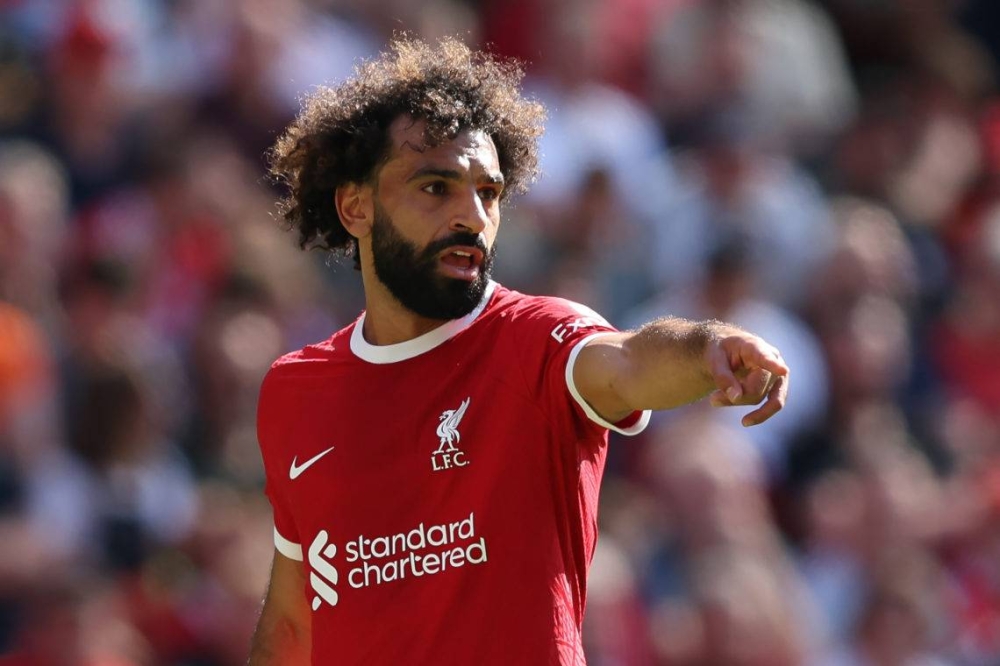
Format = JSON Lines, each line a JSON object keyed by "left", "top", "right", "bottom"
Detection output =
{"left": 367, "top": 117, "right": 504, "bottom": 320}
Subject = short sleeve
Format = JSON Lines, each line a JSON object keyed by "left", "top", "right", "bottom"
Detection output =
{"left": 257, "top": 368, "right": 303, "bottom": 560}
{"left": 564, "top": 333, "right": 651, "bottom": 435}
{"left": 510, "top": 297, "right": 650, "bottom": 436}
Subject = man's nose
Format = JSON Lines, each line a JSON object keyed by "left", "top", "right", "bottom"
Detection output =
{"left": 448, "top": 189, "right": 488, "bottom": 235}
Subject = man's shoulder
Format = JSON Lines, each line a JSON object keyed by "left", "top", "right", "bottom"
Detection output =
{"left": 264, "top": 320, "right": 359, "bottom": 384}
{"left": 488, "top": 285, "right": 612, "bottom": 328}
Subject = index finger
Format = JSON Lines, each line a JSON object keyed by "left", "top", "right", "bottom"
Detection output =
{"left": 740, "top": 343, "right": 789, "bottom": 377}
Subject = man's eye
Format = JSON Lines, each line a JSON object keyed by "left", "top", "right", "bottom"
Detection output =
{"left": 422, "top": 182, "right": 447, "bottom": 195}
{"left": 478, "top": 187, "right": 501, "bottom": 201}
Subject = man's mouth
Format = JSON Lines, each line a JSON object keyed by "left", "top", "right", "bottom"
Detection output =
{"left": 438, "top": 246, "right": 485, "bottom": 281}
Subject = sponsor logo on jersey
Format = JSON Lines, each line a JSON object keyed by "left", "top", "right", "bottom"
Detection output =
{"left": 306, "top": 512, "right": 488, "bottom": 611}
{"left": 308, "top": 530, "right": 340, "bottom": 610}
{"left": 549, "top": 302, "right": 611, "bottom": 343}
{"left": 432, "top": 397, "right": 471, "bottom": 471}
{"left": 289, "top": 446, "right": 336, "bottom": 480}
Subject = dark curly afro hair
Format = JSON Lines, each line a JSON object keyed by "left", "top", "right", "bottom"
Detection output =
{"left": 268, "top": 35, "right": 546, "bottom": 263}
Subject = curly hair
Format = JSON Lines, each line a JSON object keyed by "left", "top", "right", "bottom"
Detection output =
{"left": 268, "top": 36, "right": 546, "bottom": 262}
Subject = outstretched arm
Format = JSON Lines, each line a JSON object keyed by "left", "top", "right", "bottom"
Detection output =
{"left": 248, "top": 549, "right": 312, "bottom": 665}
{"left": 573, "top": 317, "right": 789, "bottom": 427}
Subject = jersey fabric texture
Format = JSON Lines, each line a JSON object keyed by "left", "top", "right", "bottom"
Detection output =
{"left": 256, "top": 281, "right": 650, "bottom": 665}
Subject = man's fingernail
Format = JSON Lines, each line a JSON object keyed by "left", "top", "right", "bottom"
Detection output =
{"left": 727, "top": 387, "right": 741, "bottom": 401}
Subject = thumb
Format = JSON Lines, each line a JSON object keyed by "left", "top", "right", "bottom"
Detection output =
{"left": 707, "top": 343, "right": 742, "bottom": 402}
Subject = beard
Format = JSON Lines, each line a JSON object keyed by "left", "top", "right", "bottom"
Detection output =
{"left": 370, "top": 201, "right": 495, "bottom": 321}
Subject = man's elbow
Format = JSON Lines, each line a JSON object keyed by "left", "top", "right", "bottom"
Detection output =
{"left": 248, "top": 615, "right": 311, "bottom": 665}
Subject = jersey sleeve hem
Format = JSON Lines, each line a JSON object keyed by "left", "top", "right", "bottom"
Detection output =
{"left": 565, "top": 333, "right": 651, "bottom": 436}
{"left": 274, "top": 526, "right": 304, "bottom": 561}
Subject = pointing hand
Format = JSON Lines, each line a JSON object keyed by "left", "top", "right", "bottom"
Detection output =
{"left": 705, "top": 333, "right": 789, "bottom": 427}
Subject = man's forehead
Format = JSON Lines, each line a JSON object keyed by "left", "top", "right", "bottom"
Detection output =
{"left": 385, "top": 116, "right": 498, "bottom": 169}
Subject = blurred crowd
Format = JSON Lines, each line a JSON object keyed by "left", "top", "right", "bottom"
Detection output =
{"left": 1, "top": 0, "right": 1000, "bottom": 664}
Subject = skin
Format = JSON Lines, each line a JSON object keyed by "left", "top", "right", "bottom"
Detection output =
{"left": 249, "top": 115, "right": 789, "bottom": 663}
{"left": 248, "top": 549, "right": 311, "bottom": 665}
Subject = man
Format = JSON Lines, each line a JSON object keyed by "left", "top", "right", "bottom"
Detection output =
{"left": 250, "top": 36, "right": 788, "bottom": 665}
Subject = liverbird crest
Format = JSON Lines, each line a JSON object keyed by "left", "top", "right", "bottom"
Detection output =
{"left": 435, "top": 397, "right": 470, "bottom": 454}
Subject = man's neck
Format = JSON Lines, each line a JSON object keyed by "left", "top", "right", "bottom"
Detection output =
{"left": 359, "top": 271, "right": 450, "bottom": 346}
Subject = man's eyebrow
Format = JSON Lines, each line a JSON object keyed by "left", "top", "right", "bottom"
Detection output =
{"left": 406, "top": 167, "right": 505, "bottom": 185}
{"left": 406, "top": 167, "right": 462, "bottom": 183}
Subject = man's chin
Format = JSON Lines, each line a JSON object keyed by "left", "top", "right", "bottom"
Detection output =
{"left": 420, "top": 275, "right": 488, "bottom": 319}
{"left": 378, "top": 275, "right": 488, "bottom": 321}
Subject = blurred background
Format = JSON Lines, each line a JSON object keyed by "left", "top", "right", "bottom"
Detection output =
{"left": 1, "top": 0, "right": 1000, "bottom": 664}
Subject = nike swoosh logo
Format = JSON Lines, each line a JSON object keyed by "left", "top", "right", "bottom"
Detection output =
{"left": 289, "top": 446, "right": 335, "bottom": 480}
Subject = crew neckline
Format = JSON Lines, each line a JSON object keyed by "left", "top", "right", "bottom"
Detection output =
{"left": 350, "top": 281, "right": 497, "bottom": 364}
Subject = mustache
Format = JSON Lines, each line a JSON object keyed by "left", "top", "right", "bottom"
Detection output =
{"left": 422, "top": 232, "right": 488, "bottom": 258}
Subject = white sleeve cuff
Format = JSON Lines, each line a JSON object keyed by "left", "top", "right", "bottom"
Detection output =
{"left": 565, "top": 333, "right": 651, "bottom": 436}
{"left": 274, "top": 526, "right": 303, "bottom": 561}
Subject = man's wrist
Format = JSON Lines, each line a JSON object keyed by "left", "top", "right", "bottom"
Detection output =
{"left": 696, "top": 320, "right": 745, "bottom": 382}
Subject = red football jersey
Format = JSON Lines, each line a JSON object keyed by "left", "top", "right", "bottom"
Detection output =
{"left": 256, "top": 282, "right": 649, "bottom": 665}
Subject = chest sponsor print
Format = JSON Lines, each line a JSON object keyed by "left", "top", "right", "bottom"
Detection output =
{"left": 306, "top": 512, "right": 488, "bottom": 611}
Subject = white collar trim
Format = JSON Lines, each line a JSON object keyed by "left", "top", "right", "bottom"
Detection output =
{"left": 350, "top": 281, "right": 497, "bottom": 364}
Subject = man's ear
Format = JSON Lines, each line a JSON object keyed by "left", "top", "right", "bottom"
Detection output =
{"left": 335, "top": 182, "right": 374, "bottom": 239}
